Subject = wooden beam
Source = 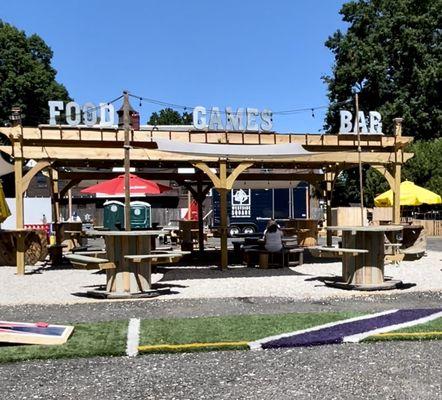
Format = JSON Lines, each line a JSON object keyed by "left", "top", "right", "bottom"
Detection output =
{"left": 60, "top": 178, "right": 82, "bottom": 198}
{"left": 14, "top": 152, "right": 25, "bottom": 275}
{"left": 226, "top": 162, "right": 254, "bottom": 189}
{"left": 0, "top": 146, "right": 414, "bottom": 165}
{"left": 193, "top": 162, "right": 221, "bottom": 187}
{"left": 22, "top": 161, "right": 51, "bottom": 193}
{"left": 57, "top": 170, "right": 323, "bottom": 183}
{"left": 371, "top": 165, "right": 395, "bottom": 188}
{"left": 4, "top": 126, "right": 413, "bottom": 148}
{"left": 392, "top": 118, "right": 403, "bottom": 224}
{"left": 49, "top": 169, "right": 60, "bottom": 225}
{"left": 324, "top": 170, "right": 336, "bottom": 247}
{"left": 219, "top": 187, "right": 228, "bottom": 270}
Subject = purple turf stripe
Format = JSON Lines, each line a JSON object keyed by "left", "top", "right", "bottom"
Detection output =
{"left": 262, "top": 308, "right": 442, "bottom": 349}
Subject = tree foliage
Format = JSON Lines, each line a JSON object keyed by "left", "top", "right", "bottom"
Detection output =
{"left": 323, "top": 0, "right": 441, "bottom": 140}
{"left": 332, "top": 140, "right": 442, "bottom": 206}
{"left": 148, "top": 108, "right": 192, "bottom": 125}
{"left": 403, "top": 139, "right": 442, "bottom": 196}
{"left": 325, "top": 1, "right": 441, "bottom": 206}
{"left": 0, "top": 21, "right": 70, "bottom": 126}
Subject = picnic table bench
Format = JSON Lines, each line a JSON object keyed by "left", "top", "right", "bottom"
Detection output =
{"left": 125, "top": 251, "right": 190, "bottom": 264}
{"left": 65, "top": 253, "right": 116, "bottom": 270}
{"left": 312, "top": 246, "right": 369, "bottom": 257}
{"left": 244, "top": 247, "right": 304, "bottom": 269}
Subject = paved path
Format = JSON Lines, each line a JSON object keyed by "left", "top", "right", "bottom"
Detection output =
{"left": 1, "top": 291, "right": 441, "bottom": 324}
{"left": 0, "top": 341, "right": 440, "bottom": 400}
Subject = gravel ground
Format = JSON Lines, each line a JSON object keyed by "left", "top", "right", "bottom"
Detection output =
{"left": 0, "top": 341, "right": 440, "bottom": 400}
{"left": 0, "top": 238, "right": 441, "bottom": 306}
{"left": 0, "top": 291, "right": 440, "bottom": 324}
{"left": 0, "top": 239, "right": 440, "bottom": 399}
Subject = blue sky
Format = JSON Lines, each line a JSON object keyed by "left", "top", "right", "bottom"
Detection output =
{"left": 0, "top": 0, "right": 347, "bottom": 132}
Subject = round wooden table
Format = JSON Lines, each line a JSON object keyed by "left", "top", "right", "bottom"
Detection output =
{"left": 325, "top": 225, "right": 403, "bottom": 290}
{"left": 87, "top": 230, "right": 165, "bottom": 295}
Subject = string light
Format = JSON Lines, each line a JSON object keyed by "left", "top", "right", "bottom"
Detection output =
{"left": 129, "top": 93, "right": 352, "bottom": 118}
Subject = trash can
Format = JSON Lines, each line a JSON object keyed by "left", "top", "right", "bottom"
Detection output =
{"left": 130, "top": 201, "right": 151, "bottom": 230}
{"left": 103, "top": 200, "right": 125, "bottom": 230}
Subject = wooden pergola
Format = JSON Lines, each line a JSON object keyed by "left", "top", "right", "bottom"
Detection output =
{"left": 1, "top": 118, "right": 413, "bottom": 274}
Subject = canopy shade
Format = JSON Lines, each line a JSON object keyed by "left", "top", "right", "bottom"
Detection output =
{"left": 81, "top": 174, "right": 171, "bottom": 195}
{"left": 374, "top": 181, "right": 442, "bottom": 207}
{"left": 0, "top": 181, "right": 11, "bottom": 223}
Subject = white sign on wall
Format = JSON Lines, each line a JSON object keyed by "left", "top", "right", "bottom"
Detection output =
{"left": 231, "top": 189, "right": 251, "bottom": 218}
{"left": 339, "top": 110, "right": 382, "bottom": 134}
{"left": 193, "top": 106, "right": 273, "bottom": 132}
{"left": 48, "top": 101, "right": 115, "bottom": 127}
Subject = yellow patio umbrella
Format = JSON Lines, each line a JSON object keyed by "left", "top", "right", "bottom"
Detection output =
{"left": 374, "top": 180, "right": 442, "bottom": 207}
{"left": 0, "top": 181, "right": 11, "bottom": 223}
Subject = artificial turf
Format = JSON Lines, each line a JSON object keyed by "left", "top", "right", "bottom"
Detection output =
{"left": 365, "top": 317, "right": 442, "bottom": 342}
{"left": 0, "top": 320, "right": 128, "bottom": 364}
{"left": 0, "top": 313, "right": 440, "bottom": 363}
{"left": 138, "top": 311, "right": 361, "bottom": 353}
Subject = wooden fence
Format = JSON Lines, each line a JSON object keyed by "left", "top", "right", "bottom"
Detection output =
{"left": 413, "top": 219, "right": 442, "bottom": 236}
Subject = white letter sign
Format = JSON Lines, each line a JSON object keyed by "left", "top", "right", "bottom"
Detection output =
{"left": 339, "top": 110, "right": 383, "bottom": 134}
{"left": 48, "top": 101, "right": 116, "bottom": 127}
{"left": 192, "top": 106, "right": 273, "bottom": 132}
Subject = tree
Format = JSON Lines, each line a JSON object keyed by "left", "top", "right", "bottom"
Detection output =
{"left": 332, "top": 165, "right": 389, "bottom": 207}
{"left": 403, "top": 139, "right": 442, "bottom": 195}
{"left": 0, "top": 21, "right": 70, "bottom": 126}
{"left": 148, "top": 108, "right": 192, "bottom": 125}
{"left": 323, "top": 0, "right": 441, "bottom": 140}
{"left": 332, "top": 140, "right": 442, "bottom": 207}
{"left": 324, "top": 1, "right": 441, "bottom": 206}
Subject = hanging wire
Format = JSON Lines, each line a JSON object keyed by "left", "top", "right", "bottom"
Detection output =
{"left": 128, "top": 93, "right": 352, "bottom": 117}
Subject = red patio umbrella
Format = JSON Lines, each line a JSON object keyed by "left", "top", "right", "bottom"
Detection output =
{"left": 81, "top": 174, "right": 171, "bottom": 195}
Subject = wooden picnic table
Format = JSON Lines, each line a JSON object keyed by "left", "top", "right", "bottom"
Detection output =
{"left": 324, "top": 225, "right": 403, "bottom": 290}
{"left": 86, "top": 230, "right": 165, "bottom": 296}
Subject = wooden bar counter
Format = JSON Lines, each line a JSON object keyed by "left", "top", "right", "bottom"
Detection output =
{"left": 87, "top": 230, "right": 165, "bottom": 296}
{"left": 324, "top": 225, "right": 403, "bottom": 290}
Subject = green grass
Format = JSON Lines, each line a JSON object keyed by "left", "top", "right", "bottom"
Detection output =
{"left": 139, "top": 312, "right": 361, "bottom": 353}
{"left": 365, "top": 317, "right": 442, "bottom": 342}
{"left": 1, "top": 312, "right": 440, "bottom": 363}
{"left": 0, "top": 321, "right": 127, "bottom": 364}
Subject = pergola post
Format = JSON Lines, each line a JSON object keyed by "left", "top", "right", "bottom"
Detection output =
{"left": 193, "top": 160, "right": 253, "bottom": 269}
{"left": 60, "top": 178, "right": 82, "bottom": 220}
{"left": 218, "top": 161, "right": 228, "bottom": 269}
{"left": 178, "top": 176, "right": 213, "bottom": 254}
{"left": 13, "top": 133, "right": 25, "bottom": 275}
{"left": 49, "top": 168, "right": 60, "bottom": 226}
{"left": 196, "top": 180, "right": 204, "bottom": 253}
{"left": 324, "top": 170, "right": 336, "bottom": 247}
{"left": 393, "top": 118, "right": 403, "bottom": 224}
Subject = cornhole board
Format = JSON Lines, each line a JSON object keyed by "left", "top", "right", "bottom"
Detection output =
{"left": 0, "top": 321, "right": 74, "bottom": 345}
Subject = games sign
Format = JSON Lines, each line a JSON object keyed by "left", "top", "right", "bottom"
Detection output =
{"left": 193, "top": 106, "right": 273, "bottom": 132}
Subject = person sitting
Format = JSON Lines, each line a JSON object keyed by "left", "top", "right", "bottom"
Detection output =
{"left": 264, "top": 220, "right": 283, "bottom": 253}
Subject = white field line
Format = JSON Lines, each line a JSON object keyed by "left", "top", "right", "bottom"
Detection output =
{"left": 126, "top": 318, "right": 141, "bottom": 357}
{"left": 344, "top": 310, "right": 442, "bottom": 343}
{"left": 248, "top": 309, "right": 398, "bottom": 350}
